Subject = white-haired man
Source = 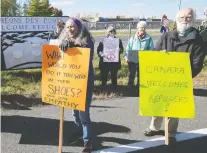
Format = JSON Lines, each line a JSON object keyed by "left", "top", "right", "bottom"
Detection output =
{"left": 144, "top": 8, "right": 206, "bottom": 145}
{"left": 125, "top": 21, "right": 154, "bottom": 87}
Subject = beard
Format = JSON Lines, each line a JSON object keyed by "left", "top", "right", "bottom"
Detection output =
{"left": 177, "top": 22, "right": 193, "bottom": 33}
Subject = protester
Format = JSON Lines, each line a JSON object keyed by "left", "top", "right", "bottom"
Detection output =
{"left": 199, "top": 25, "right": 207, "bottom": 56}
{"left": 144, "top": 8, "right": 206, "bottom": 145}
{"left": 197, "top": 20, "right": 207, "bottom": 32}
{"left": 97, "top": 26, "right": 124, "bottom": 87}
{"left": 160, "top": 15, "right": 170, "bottom": 34}
{"left": 59, "top": 17, "right": 94, "bottom": 153}
{"left": 48, "top": 21, "right": 65, "bottom": 40}
{"left": 125, "top": 21, "right": 154, "bottom": 87}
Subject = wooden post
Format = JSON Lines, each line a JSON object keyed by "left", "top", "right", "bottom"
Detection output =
{"left": 58, "top": 107, "right": 64, "bottom": 153}
{"left": 165, "top": 117, "right": 169, "bottom": 145}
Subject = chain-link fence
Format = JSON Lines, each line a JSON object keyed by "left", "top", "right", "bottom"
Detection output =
{"left": 83, "top": 21, "right": 203, "bottom": 30}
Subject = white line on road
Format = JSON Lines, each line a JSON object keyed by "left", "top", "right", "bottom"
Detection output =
{"left": 92, "top": 128, "right": 207, "bottom": 153}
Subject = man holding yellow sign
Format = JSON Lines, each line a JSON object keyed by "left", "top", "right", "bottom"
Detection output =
{"left": 142, "top": 8, "right": 206, "bottom": 145}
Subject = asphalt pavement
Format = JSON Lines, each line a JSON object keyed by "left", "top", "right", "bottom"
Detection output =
{"left": 1, "top": 88, "right": 207, "bottom": 153}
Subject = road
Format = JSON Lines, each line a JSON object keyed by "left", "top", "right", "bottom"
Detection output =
{"left": 1, "top": 89, "right": 207, "bottom": 153}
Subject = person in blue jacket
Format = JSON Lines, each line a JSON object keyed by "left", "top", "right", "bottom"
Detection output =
{"left": 125, "top": 21, "right": 154, "bottom": 87}
{"left": 59, "top": 17, "right": 94, "bottom": 153}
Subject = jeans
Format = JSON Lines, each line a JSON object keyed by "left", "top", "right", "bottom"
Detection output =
{"left": 72, "top": 75, "right": 94, "bottom": 143}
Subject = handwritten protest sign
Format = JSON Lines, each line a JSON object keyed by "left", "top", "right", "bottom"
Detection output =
{"left": 139, "top": 51, "right": 195, "bottom": 118}
{"left": 42, "top": 45, "right": 90, "bottom": 111}
{"left": 103, "top": 37, "right": 119, "bottom": 62}
{"left": 49, "top": 39, "right": 59, "bottom": 45}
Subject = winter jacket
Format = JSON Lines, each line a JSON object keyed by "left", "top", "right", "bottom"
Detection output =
{"left": 125, "top": 33, "right": 154, "bottom": 62}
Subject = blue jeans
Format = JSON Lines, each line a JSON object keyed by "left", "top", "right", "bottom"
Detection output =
{"left": 72, "top": 75, "right": 94, "bottom": 142}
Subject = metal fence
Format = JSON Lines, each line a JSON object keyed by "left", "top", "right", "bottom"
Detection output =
{"left": 83, "top": 21, "right": 203, "bottom": 30}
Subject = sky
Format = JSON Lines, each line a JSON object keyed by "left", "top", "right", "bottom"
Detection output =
{"left": 21, "top": 0, "right": 207, "bottom": 20}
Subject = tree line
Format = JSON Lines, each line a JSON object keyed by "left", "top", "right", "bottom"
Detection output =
{"left": 1, "top": 0, "right": 63, "bottom": 16}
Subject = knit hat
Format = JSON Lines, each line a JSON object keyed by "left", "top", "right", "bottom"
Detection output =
{"left": 70, "top": 17, "right": 82, "bottom": 30}
{"left": 106, "top": 26, "right": 116, "bottom": 35}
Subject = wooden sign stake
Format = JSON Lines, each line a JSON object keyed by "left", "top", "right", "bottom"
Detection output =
{"left": 165, "top": 117, "right": 169, "bottom": 145}
{"left": 58, "top": 107, "right": 64, "bottom": 153}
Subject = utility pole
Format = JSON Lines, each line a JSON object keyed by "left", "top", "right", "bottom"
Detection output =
{"left": 178, "top": 0, "right": 182, "bottom": 10}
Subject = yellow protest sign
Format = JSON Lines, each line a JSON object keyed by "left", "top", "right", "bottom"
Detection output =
{"left": 42, "top": 45, "right": 90, "bottom": 111}
{"left": 139, "top": 51, "right": 195, "bottom": 118}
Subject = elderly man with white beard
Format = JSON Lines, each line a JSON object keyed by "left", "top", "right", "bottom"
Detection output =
{"left": 143, "top": 8, "right": 206, "bottom": 145}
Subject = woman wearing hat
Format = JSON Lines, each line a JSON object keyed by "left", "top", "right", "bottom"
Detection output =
{"left": 97, "top": 26, "right": 124, "bottom": 87}
{"left": 59, "top": 17, "right": 94, "bottom": 153}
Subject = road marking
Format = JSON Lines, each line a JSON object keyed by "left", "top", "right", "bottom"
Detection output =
{"left": 93, "top": 128, "right": 207, "bottom": 153}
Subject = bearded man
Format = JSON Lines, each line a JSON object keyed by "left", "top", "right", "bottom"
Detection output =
{"left": 143, "top": 8, "right": 206, "bottom": 145}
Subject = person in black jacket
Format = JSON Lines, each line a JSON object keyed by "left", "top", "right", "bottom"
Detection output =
{"left": 97, "top": 26, "right": 124, "bottom": 87}
{"left": 144, "top": 8, "right": 206, "bottom": 145}
{"left": 48, "top": 21, "right": 65, "bottom": 40}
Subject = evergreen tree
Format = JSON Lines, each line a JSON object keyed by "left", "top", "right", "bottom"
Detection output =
{"left": 39, "top": 0, "right": 52, "bottom": 16}
{"left": 26, "top": 0, "right": 41, "bottom": 16}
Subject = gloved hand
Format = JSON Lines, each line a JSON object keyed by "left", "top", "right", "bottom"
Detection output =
{"left": 59, "top": 39, "right": 75, "bottom": 52}
{"left": 99, "top": 51, "right": 105, "bottom": 57}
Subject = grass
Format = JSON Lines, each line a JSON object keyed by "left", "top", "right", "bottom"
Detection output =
{"left": 1, "top": 54, "right": 136, "bottom": 99}
{"left": 1, "top": 52, "right": 207, "bottom": 109}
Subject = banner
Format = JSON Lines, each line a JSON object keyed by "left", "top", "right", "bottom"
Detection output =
{"left": 42, "top": 45, "right": 90, "bottom": 111}
{"left": 1, "top": 17, "right": 68, "bottom": 32}
{"left": 1, "top": 16, "right": 68, "bottom": 70}
{"left": 139, "top": 51, "right": 195, "bottom": 118}
{"left": 103, "top": 37, "right": 119, "bottom": 62}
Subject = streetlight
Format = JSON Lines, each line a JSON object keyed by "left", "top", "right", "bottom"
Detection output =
{"left": 178, "top": 0, "right": 182, "bottom": 10}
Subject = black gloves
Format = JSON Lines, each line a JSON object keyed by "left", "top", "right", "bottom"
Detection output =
{"left": 59, "top": 39, "right": 75, "bottom": 51}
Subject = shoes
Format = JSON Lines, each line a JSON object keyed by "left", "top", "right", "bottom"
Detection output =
{"left": 144, "top": 128, "right": 177, "bottom": 145}
{"left": 144, "top": 128, "right": 163, "bottom": 136}
{"left": 82, "top": 141, "right": 92, "bottom": 153}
